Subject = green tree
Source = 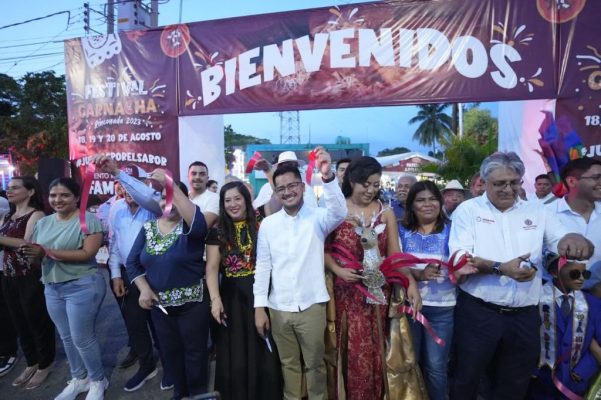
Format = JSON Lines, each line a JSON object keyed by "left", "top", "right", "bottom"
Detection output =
{"left": 377, "top": 146, "right": 410, "bottom": 156}
{"left": 223, "top": 124, "right": 271, "bottom": 170}
{"left": 462, "top": 107, "right": 498, "bottom": 154}
{"left": 0, "top": 71, "right": 67, "bottom": 174}
{"left": 409, "top": 104, "right": 453, "bottom": 153}
{"left": 421, "top": 135, "right": 490, "bottom": 186}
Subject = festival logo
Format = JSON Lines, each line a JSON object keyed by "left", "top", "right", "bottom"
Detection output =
{"left": 160, "top": 24, "right": 191, "bottom": 58}
{"left": 536, "top": 0, "right": 587, "bottom": 24}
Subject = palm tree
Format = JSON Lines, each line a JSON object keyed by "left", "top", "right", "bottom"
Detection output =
{"left": 408, "top": 104, "right": 453, "bottom": 153}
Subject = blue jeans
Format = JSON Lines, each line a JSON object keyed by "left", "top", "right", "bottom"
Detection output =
{"left": 410, "top": 305, "right": 454, "bottom": 400}
{"left": 45, "top": 271, "right": 106, "bottom": 381}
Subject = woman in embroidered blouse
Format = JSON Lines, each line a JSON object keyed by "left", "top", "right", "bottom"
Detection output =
{"left": 206, "top": 181, "right": 282, "bottom": 400}
{"left": 399, "top": 180, "right": 475, "bottom": 400}
{"left": 126, "top": 171, "right": 209, "bottom": 400}
{"left": 0, "top": 177, "right": 55, "bottom": 389}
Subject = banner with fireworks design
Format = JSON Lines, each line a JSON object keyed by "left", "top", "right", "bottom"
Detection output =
{"left": 64, "top": 0, "right": 601, "bottom": 191}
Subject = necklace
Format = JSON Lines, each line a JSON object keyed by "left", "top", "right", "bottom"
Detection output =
{"left": 234, "top": 221, "right": 253, "bottom": 262}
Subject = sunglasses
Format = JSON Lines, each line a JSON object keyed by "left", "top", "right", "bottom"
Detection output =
{"left": 568, "top": 269, "right": 591, "bottom": 280}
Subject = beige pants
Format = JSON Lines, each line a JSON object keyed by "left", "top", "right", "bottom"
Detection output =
{"left": 270, "top": 303, "right": 327, "bottom": 400}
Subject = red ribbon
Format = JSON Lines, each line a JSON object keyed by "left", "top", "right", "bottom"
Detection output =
{"left": 399, "top": 304, "right": 446, "bottom": 346}
{"left": 305, "top": 150, "right": 317, "bottom": 186}
{"left": 447, "top": 251, "right": 470, "bottom": 284}
{"left": 551, "top": 351, "right": 584, "bottom": 400}
{"left": 79, "top": 163, "right": 96, "bottom": 235}
{"left": 161, "top": 169, "right": 174, "bottom": 218}
{"left": 326, "top": 244, "right": 446, "bottom": 346}
{"left": 245, "top": 151, "right": 262, "bottom": 174}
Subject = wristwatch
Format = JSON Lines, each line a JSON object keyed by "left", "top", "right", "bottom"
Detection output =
{"left": 491, "top": 262, "right": 503, "bottom": 275}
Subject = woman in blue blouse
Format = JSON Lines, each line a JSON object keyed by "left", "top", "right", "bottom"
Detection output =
{"left": 399, "top": 180, "right": 473, "bottom": 400}
{"left": 126, "top": 170, "right": 208, "bottom": 400}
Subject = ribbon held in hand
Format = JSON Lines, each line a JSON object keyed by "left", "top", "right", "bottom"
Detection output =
{"left": 245, "top": 151, "right": 263, "bottom": 174}
{"left": 305, "top": 150, "right": 317, "bottom": 186}
{"left": 447, "top": 250, "right": 470, "bottom": 284}
{"left": 161, "top": 169, "right": 174, "bottom": 218}
{"left": 79, "top": 163, "right": 96, "bottom": 235}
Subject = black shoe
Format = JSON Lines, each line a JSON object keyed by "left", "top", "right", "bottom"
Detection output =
{"left": 118, "top": 349, "right": 138, "bottom": 369}
{"left": 0, "top": 355, "right": 18, "bottom": 377}
{"left": 123, "top": 367, "right": 158, "bottom": 392}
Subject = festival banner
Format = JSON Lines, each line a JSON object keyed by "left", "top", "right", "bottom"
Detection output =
{"left": 176, "top": 0, "right": 557, "bottom": 115}
{"left": 64, "top": 30, "right": 179, "bottom": 195}
{"left": 554, "top": 0, "right": 601, "bottom": 159}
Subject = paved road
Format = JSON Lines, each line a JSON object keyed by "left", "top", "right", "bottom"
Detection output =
{"left": 0, "top": 270, "right": 176, "bottom": 400}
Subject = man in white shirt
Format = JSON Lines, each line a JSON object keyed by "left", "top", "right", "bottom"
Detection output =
{"left": 532, "top": 173, "right": 557, "bottom": 204}
{"left": 449, "top": 152, "right": 593, "bottom": 400}
{"left": 187, "top": 161, "right": 219, "bottom": 227}
{"left": 253, "top": 147, "right": 346, "bottom": 400}
{"left": 548, "top": 158, "right": 601, "bottom": 296}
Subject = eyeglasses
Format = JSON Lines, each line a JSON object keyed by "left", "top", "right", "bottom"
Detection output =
{"left": 579, "top": 174, "right": 601, "bottom": 183}
{"left": 568, "top": 269, "right": 591, "bottom": 280}
{"left": 490, "top": 179, "right": 523, "bottom": 190}
{"left": 274, "top": 181, "right": 303, "bottom": 195}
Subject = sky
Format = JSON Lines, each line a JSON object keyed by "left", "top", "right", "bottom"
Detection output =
{"left": 0, "top": 0, "right": 497, "bottom": 156}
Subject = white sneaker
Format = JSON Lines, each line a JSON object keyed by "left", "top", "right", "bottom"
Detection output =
{"left": 54, "top": 377, "right": 91, "bottom": 400}
{"left": 85, "top": 377, "right": 109, "bottom": 400}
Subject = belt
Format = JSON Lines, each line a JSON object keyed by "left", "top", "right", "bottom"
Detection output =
{"left": 460, "top": 290, "right": 536, "bottom": 315}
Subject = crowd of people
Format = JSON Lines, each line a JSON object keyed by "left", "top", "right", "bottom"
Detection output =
{"left": 0, "top": 148, "right": 599, "bottom": 400}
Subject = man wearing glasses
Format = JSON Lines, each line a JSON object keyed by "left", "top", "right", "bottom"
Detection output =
{"left": 547, "top": 158, "right": 601, "bottom": 298}
{"left": 448, "top": 152, "right": 594, "bottom": 400}
{"left": 253, "top": 147, "right": 346, "bottom": 400}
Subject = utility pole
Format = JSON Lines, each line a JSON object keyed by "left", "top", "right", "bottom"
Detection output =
{"left": 107, "top": 0, "right": 114, "bottom": 34}
{"left": 83, "top": 2, "right": 90, "bottom": 35}
{"left": 151, "top": 0, "right": 159, "bottom": 27}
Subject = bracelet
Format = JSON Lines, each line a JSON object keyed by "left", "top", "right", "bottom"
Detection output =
{"left": 210, "top": 295, "right": 220, "bottom": 302}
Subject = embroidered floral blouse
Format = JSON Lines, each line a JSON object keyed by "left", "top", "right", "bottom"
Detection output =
{"left": 126, "top": 206, "right": 208, "bottom": 307}
{"left": 0, "top": 211, "right": 41, "bottom": 277}
{"left": 207, "top": 219, "right": 261, "bottom": 278}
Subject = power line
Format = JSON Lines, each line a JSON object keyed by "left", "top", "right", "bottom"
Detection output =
{"left": 0, "top": 11, "right": 71, "bottom": 31}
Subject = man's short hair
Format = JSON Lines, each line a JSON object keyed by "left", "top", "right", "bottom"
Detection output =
{"left": 273, "top": 165, "right": 302, "bottom": 187}
{"left": 480, "top": 152, "right": 525, "bottom": 181}
{"left": 397, "top": 173, "right": 417, "bottom": 185}
{"left": 560, "top": 158, "right": 601, "bottom": 186}
{"left": 535, "top": 174, "right": 552, "bottom": 183}
{"left": 188, "top": 161, "right": 208, "bottom": 171}
{"left": 336, "top": 158, "right": 352, "bottom": 171}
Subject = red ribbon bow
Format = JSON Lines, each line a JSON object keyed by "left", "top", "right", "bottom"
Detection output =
{"left": 326, "top": 244, "right": 447, "bottom": 346}
{"left": 245, "top": 151, "right": 262, "bottom": 174}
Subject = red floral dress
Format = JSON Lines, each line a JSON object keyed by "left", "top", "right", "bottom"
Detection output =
{"left": 329, "top": 209, "right": 390, "bottom": 400}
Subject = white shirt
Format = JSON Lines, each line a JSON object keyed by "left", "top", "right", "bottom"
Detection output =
{"left": 191, "top": 189, "right": 219, "bottom": 216}
{"left": 449, "top": 194, "right": 568, "bottom": 307}
{"left": 253, "top": 178, "right": 346, "bottom": 312}
{"left": 528, "top": 192, "right": 557, "bottom": 204}
{"left": 107, "top": 199, "right": 156, "bottom": 279}
{"left": 546, "top": 198, "right": 601, "bottom": 290}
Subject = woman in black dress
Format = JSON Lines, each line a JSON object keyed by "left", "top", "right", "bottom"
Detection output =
{"left": 206, "top": 181, "right": 282, "bottom": 400}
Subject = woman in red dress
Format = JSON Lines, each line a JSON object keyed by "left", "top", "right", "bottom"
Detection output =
{"left": 325, "top": 157, "right": 425, "bottom": 399}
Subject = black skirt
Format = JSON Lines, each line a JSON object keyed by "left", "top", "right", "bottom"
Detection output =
{"left": 214, "top": 275, "right": 282, "bottom": 400}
